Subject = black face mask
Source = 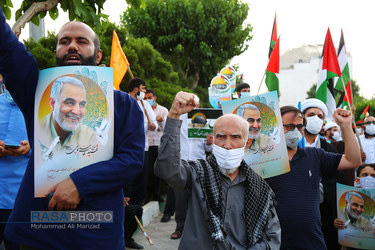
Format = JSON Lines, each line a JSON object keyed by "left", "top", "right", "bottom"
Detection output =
{"left": 56, "top": 51, "right": 97, "bottom": 66}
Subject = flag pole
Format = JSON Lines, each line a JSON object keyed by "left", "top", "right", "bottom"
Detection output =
{"left": 127, "top": 65, "right": 135, "bottom": 79}
{"left": 339, "top": 76, "right": 363, "bottom": 152}
{"left": 256, "top": 70, "right": 266, "bottom": 95}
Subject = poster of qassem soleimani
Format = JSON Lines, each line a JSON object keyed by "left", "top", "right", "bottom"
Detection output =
{"left": 34, "top": 66, "right": 114, "bottom": 197}
{"left": 222, "top": 91, "right": 290, "bottom": 179}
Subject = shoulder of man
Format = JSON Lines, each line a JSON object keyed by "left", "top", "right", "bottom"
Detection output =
{"left": 320, "top": 138, "right": 338, "bottom": 153}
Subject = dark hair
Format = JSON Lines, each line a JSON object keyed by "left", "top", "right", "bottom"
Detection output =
{"left": 146, "top": 88, "right": 155, "bottom": 96}
{"left": 127, "top": 77, "right": 146, "bottom": 92}
{"left": 280, "top": 106, "right": 305, "bottom": 124}
{"left": 357, "top": 163, "right": 375, "bottom": 176}
{"left": 236, "top": 83, "right": 250, "bottom": 92}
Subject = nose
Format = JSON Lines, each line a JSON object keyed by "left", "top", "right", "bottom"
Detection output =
{"left": 68, "top": 40, "right": 79, "bottom": 52}
{"left": 71, "top": 103, "right": 82, "bottom": 115}
{"left": 222, "top": 138, "right": 233, "bottom": 150}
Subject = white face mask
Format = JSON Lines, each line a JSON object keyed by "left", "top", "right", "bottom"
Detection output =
{"left": 285, "top": 128, "right": 302, "bottom": 149}
{"left": 306, "top": 115, "right": 324, "bottom": 135}
{"left": 356, "top": 128, "right": 362, "bottom": 135}
{"left": 137, "top": 91, "right": 145, "bottom": 101}
{"left": 365, "top": 123, "right": 375, "bottom": 135}
{"left": 212, "top": 144, "right": 244, "bottom": 170}
{"left": 332, "top": 131, "right": 342, "bottom": 141}
{"left": 359, "top": 176, "right": 375, "bottom": 189}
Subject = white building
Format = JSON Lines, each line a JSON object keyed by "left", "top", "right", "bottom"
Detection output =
{"left": 278, "top": 45, "right": 352, "bottom": 107}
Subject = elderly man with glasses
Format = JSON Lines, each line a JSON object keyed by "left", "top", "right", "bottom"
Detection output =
{"left": 265, "top": 105, "right": 362, "bottom": 250}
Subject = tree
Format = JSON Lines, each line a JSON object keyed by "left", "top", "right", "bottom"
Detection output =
{"left": 0, "top": 0, "right": 109, "bottom": 36}
{"left": 23, "top": 22, "right": 194, "bottom": 108}
{"left": 124, "top": 0, "right": 252, "bottom": 89}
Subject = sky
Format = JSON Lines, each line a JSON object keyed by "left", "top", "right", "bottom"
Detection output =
{"left": 8, "top": 0, "right": 375, "bottom": 99}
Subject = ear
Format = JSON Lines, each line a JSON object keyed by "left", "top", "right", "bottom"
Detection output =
{"left": 49, "top": 98, "right": 55, "bottom": 111}
{"left": 96, "top": 49, "right": 103, "bottom": 65}
{"left": 54, "top": 50, "right": 57, "bottom": 58}
{"left": 355, "top": 177, "right": 361, "bottom": 185}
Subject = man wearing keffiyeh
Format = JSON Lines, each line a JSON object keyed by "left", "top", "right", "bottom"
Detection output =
{"left": 155, "top": 91, "right": 281, "bottom": 249}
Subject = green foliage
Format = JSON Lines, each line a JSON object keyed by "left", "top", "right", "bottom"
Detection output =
{"left": 23, "top": 21, "right": 191, "bottom": 109}
{"left": 6, "top": 0, "right": 109, "bottom": 30}
{"left": 0, "top": 0, "right": 13, "bottom": 19}
{"left": 23, "top": 32, "right": 57, "bottom": 69}
{"left": 124, "top": 0, "right": 252, "bottom": 89}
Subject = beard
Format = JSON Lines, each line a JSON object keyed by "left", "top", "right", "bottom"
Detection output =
{"left": 53, "top": 102, "right": 82, "bottom": 132}
{"left": 346, "top": 203, "right": 362, "bottom": 219}
{"left": 248, "top": 127, "right": 260, "bottom": 139}
{"left": 56, "top": 51, "right": 97, "bottom": 66}
{"left": 218, "top": 167, "right": 238, "bottom": 175}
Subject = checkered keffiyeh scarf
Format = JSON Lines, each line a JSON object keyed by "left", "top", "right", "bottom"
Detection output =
{"left": 191, "top": 154, "right": 275, "bottom": 248}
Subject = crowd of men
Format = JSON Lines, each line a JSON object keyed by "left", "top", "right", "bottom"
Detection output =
{"left": 0, "top": 6, "right": 374, "bottom": 250}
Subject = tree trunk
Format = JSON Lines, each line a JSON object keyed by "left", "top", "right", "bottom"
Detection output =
{"left": 12, "top": 0, "right": 60, "bottom": 38}
{"left": 192, "top": 70, "right": 199, "bottom": 89}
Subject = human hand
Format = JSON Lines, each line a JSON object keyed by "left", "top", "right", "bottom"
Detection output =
{"left": 0, "top": 140, "right": 30, "bottom": 157}
{"left": 0, "top": 140, "right": 5, "bottom": 157}
{"left": 361, "top": 151, "right": 367, "bottom": 161}
{"left": 148, "top": 122, "right": 156, "bottom": 131}
{"left": 156, "top": 115, "right": 165, "bottom": 122}
{"left": 47, "top": 178, "right": 81, "bottom": 210}
{"left": 333, "top": 218, "right": 345, "bottom": 229}
{"left": 333, "top": 108, "right": 352, "bottom": 129}
{"left": 168, "top": 91, "right": 199, "bottom": 119}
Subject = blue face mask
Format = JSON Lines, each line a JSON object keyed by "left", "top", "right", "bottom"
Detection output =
{"left": 147, "top": 99, "right": 154, "bottom": 107}
{"left": 3, "top": 88, "right": 15, "bottom": 104}
{"left": 240, "top": 92, "right": 251, "bottom": 99}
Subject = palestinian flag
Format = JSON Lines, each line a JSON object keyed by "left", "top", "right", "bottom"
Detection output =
{"left": 265, "top": 36, "right": 279, "bottom": 95}
{"left": 268, "top": 13, "right": 277, "bottom": 59}
{"left": 358, "top": 105, "right": 371, "bottom": 124}
{"left": 316, "top": 28, "right": 341, "bottom": 120}
{"left": 336, "top": 30, "right": 352, "bottom": 109}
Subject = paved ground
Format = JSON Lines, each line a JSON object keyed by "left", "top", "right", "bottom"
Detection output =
{"left": 128, "top": 214, "right": 180, "bottom": 250}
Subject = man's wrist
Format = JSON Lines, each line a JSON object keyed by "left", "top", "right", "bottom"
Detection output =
{"left": 168, "top": 111, "right": 180, "bottom": 120}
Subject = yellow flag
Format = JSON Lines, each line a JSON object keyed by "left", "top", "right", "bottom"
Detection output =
{"left": 110, "top": 30, "right": 129, "bottom": 90}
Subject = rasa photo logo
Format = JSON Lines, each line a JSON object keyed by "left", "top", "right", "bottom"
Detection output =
{"left": 31, "top": 211, "right": 112, "bottom": 224}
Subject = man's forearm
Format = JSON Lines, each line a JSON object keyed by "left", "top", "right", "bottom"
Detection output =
{"left": 342, "top": 125, "right": 362, "bottom": 166}
{"left": 154, "top": 117, "right": 188, "bottom": 190}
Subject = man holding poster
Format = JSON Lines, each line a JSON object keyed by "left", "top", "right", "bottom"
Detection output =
{"left": 0, "top": 8, "right": 144, "bottom": 250}
{"left": 266, "top": 106, "right": 362, "bottom": 250}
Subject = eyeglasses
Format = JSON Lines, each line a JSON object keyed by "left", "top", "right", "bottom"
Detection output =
{"left": 364, "top": 121, "right": 375, "bottom": 125}
{"left": 283, "top": 124, "right": 304, "bottom": 131}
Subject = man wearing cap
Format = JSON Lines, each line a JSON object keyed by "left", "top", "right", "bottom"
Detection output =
{"left": 300, "top": 98, "right": 346, "bottom": 249}
{"left": 324, "top": 121, "right": 342, "bottom": 143}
